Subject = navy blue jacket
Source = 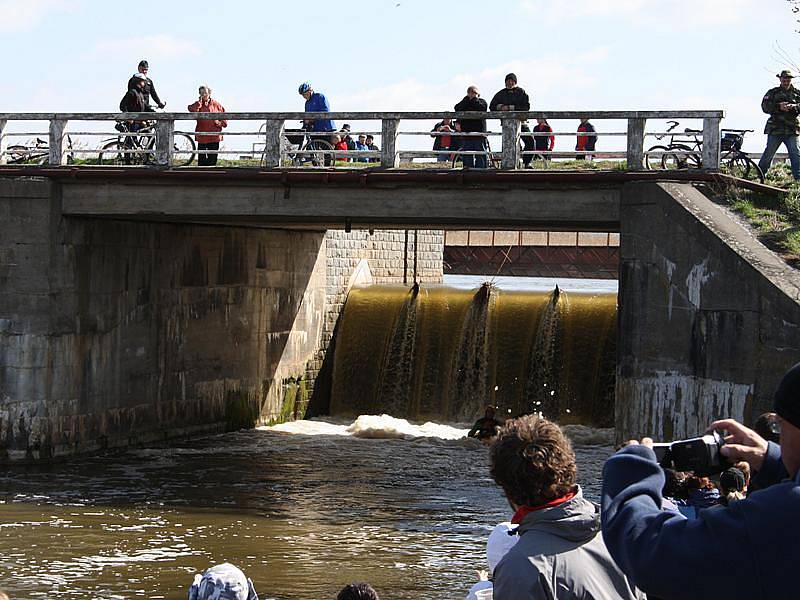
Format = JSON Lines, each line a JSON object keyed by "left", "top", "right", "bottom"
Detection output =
{"left": 304, "top": 92, "right": 336, "bottom": 132}
{"left": 601, "top": 442, "right": 799, "bottom": 599}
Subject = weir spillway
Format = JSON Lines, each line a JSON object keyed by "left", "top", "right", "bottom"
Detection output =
{"left": 328, "top": 284, "right": 617, "bottom": 427}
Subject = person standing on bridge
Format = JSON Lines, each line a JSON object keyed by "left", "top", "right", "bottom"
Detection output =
{"left": 298, "top": 82, "right": 336, "bottom": 142}
{"left": 188, "top": 85, "right": 227, "bottom": 166}
{"left": 454, "top": 86, "right": 488, "bottom": 168}
{"left": 758, "top": 69, "right": 800, "bottom": 181}
{"left": 489, "top": 73, "right": 535, "bottom": 168}
{"left": 127, "top": 60, "right": 165, "bottom": 109}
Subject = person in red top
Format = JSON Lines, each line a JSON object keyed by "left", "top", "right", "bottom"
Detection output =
{"left": 188, "top": 85, "right": 227, "bottom": 166}
{"left": 532, "top": 117, "right": 555, "bottom": 164}
{"left": 575, "top": 117, "right": 597, "bottom": 161}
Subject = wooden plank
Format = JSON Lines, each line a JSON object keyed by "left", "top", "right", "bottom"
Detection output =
{"left": 48, "top": 119, "right": 67, "bottom": 166}
{"left": 626, "top": 118, "right": 646, "bottom": 171}
{"left": 0, "top": 110, "right": 726, "bottom": 121}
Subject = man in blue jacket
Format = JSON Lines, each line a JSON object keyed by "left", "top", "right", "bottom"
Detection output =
{"left": 298, "top": 82, "right": 335, "bottom": 136}
{"left": 601, "top": 363, "right": 800, "bottom": 599}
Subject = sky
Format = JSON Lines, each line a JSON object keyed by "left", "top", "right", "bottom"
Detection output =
{"left": 2, "top": 0, "right": 800, "bottom": 153}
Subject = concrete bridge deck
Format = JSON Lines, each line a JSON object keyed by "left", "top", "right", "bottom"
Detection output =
{"left": 0, "top": 167, "right": 758, "bottom": 232}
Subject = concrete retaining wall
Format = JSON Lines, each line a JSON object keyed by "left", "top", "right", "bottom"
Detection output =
{"left": 617, "top": 182, "right": 800, "bottom": 441}
{"left": 0, "top": 177, "right": 443, "bottom": 460}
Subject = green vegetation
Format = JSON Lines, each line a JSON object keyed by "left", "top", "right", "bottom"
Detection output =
{"left": 713, "top": 163, "right": 800, "bottom": 264}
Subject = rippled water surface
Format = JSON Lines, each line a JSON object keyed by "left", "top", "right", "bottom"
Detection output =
{"left": 0, "top": 417, "right": 613, "bottom": 599}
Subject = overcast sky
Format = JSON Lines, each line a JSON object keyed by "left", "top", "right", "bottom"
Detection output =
{"left": 2, "top": 0, "right": 799, "bottom": 152}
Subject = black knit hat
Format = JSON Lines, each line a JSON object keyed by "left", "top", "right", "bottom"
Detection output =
{"left": 505, "top": 73, "right": 517, "bottom": 83}
{"left": 138, "top": 60, "right": 149, "bottom": 68}
{"left": 720, "top": 467, "right": 746, "bottom": 493}
{"left": 774, "top": 362, "right": 800, "bottom": 430}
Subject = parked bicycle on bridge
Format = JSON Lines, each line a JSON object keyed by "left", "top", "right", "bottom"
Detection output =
{"left": 99, "top": 121, "right": 195, "bottom": 166}
{"left": 5, "top": 135, "right": 75, "bottom": 165}
{"left": 645, "top": 120, "right": 764, "bottom": 182}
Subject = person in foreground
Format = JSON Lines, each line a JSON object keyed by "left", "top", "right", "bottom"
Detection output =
{"left": 601, "top": 362, "right": 800, "bottom": 599}
{"left": 337, "top": 582, "right": 380, "bottom": 599}
{"left": 187, "top": 562, "right": 258, "bottom": 600}
{"left": 490, "top": 415, "right": 644, "bottom": 599}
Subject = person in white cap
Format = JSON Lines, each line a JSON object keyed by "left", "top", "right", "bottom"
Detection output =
{"left": 187, "top": 563, "right": 258, "bottom": 600}
{"left": 465, "top": 521, "right": 519, "bottom": 600}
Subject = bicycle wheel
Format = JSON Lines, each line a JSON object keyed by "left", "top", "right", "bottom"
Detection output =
{"left": 98, "top": 140, "right": 126, "bottom": 165}
{"left": 308, "top": 139, "right": 334, "bottom": 167}
{"left": 6, "top": 145, "right": 30, "bottom": 164}
{"left": 723, "top": 151, "right": 765, "bottom": 183}
{"left": 661, "top": 144, "right": 701, "bottom": 170}
{"left": 645, "top": 145, "right": 670, "bottom": 170}
{"left": 173, "top": 133, "right": 196, "bottom": 166}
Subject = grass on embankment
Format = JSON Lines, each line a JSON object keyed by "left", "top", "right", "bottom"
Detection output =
{"left": 711, "top": 164, "right": 800, "bottom": 266}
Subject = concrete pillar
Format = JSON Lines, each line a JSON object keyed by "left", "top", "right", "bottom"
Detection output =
{"left": 155, "top": 119, "right": 174, "bottom": 167}
{"left": 381, "top": 118, "right": 399, "bottom": 168}
{"left": 48, "top": 118, "right": 67, "bottom": 166}
{"left": 626, "top": 117, "right": 646, "bottom": 171}
{"left": 501, "top": 117, "right": 521, "bottom": 169}
{"left": 0, "top": 119, "right": 7, "bottom": 165}
{"left": 702, "top": 116, "right": 721, "bottom": 170}
{"left": 262, "top": 119, "right": 284, "bottom": 168}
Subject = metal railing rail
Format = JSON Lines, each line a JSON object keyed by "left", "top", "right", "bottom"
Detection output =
{"left": 0, "top": 110, "right": 725, "bottom": 170}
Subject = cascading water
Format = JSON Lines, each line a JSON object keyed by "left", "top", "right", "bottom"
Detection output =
{"left": 329, "top": 282, "right": 617, "bottom": 427}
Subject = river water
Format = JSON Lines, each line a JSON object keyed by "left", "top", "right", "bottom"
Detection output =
{"left": 0, "top": 417, "right": 614, "bottom": 599}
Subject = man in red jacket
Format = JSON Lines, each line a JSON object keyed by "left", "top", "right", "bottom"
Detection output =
{"left": 188, "top": 85, "right": 227, "bottom": 166}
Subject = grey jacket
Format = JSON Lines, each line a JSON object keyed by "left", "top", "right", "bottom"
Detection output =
{"left": 493, "top": 488, "right": 643, "bottom": 600}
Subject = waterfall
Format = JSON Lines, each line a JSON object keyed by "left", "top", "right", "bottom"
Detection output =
{"left": 329, "top": 283, "right": 617, "bottom": 427}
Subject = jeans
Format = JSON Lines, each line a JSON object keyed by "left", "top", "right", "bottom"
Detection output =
{"left": 759, "top": 134, "right": 800, "bottom": 180}
{"left": 462, "top": 137, "right": 487, "bottom": 168}
{"left": 198, "top": 141, "right": 219, "bottom": 166}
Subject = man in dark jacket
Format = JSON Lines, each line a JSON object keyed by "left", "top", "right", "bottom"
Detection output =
{"left": 601, "top": 362, "right": 800, "bottom": 599}
{"left": 127, "top": 60, "right": 165, "bottom": 109}
{"left": 758, "top": 69, "right": 800, "bottom": 180}
{"left": 489, "top": 73, "right": 534, "bottom": 167}
{"left": 454, "top": 86, "right": 488, "bottom": 168}
{"left": 119, "top": 74, "right": 154, "bottom": 163}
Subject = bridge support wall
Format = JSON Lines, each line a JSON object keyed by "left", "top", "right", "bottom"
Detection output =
{"left": 617, "top": 182, "right": 800, "bottom": 441}
{"left": 0, "top": 178, "right": 442, "bottom": 460}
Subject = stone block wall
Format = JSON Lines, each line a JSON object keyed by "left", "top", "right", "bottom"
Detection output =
{"left": 617, "top": 182, "right": 800, "bottom": 441}
{"left": 0, "top": 178, "right": 328, "bottom": 460}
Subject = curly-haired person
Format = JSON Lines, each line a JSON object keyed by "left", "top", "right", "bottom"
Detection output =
{"left": 489, "top": 415, "right": 644, "bottom": 600}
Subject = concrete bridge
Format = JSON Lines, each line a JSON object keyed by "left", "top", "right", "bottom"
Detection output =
{"left": 2, "top": 110, "right": 799, "bottom": 461}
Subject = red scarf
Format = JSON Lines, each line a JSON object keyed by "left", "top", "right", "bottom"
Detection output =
{"left": 511, "top": 490, "right": 577, "bottom": 524}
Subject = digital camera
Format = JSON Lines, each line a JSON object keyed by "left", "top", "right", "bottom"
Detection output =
{"left": 651, "top": 431, "right": 728, "bottom": 475}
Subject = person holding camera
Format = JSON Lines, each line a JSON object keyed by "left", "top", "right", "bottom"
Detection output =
{"left": 600, "top": 362, "right": 800, "bottom": 599}
{"left": 454, "top": 86, "right": 488, "bottom": 168}
{"left": 758, "top": 69, "right": 800, "bottom": 181}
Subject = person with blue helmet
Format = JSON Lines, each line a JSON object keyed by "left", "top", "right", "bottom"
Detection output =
{"left": 298, "top": 82, "right": 335, "bottom": 134}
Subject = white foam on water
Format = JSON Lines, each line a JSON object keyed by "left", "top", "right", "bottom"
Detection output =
{"left": 259, "top": 415, "right": 469, "bottom": 441}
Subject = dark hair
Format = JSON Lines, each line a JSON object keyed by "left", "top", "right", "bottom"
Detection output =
{"left": 720, "top": 467, "right": 746, "bottom": 495}
{"left": 754, "top": 412, "right": 780, "bottom": 443}
{"left": 685, "top": 475, "right": 716, "bottom": 492}
{"left": 490, "top": 415, "right": 576, "bottom": 507}
{"left": 337, "top": 583, "right": 379, "bottom": 600}
{"left": 662, "top": 468, "right": 688, "bottom": 500}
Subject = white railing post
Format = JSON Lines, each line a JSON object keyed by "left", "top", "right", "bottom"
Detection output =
{"left": 702, "top": 116, "right": 721, "bottom": 170}
{"left": 48, "top": 118, "right": 67, "bottom": 166}
{"left": 262, "top": 119, "right": 284, "bottom": 168}
{"left": 381, "top": 118, "right": 400, "bottom": 168}
{"left": 501, "top": 117, "right": 521, "bottom": 169}
{"left": 155, "top": 119, "right": 174, "bottom": 167}
{"left": 0, "top": 119, "right": 7, "bottom": 165}
{"left": 626, "top": 117, "right": 646, "bottom": 171}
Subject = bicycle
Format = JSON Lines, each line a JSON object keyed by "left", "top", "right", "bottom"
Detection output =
{"left": 645, "top": 120, "right": 702, "bottom": 171}
{"left": 98, "top": 121, "right": 195, "bottom": 166}
{"left": 645, "top": 121, "right": 765, "bottom": 183}
{"left": 450, "top": 136, "right": 503, "bottom": 169}
{"left": 6, "top": 135, "right": 75, "bottom": 165}
{"left": 719, "top": 129, "right": 765, "bottom": 183}
{"left": 275, "top": 123, "right": 335, "bottom": 167}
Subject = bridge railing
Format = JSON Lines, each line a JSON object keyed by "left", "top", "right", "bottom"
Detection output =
{"left": 0, "top": 110, "right": 724, "bottom": 170}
